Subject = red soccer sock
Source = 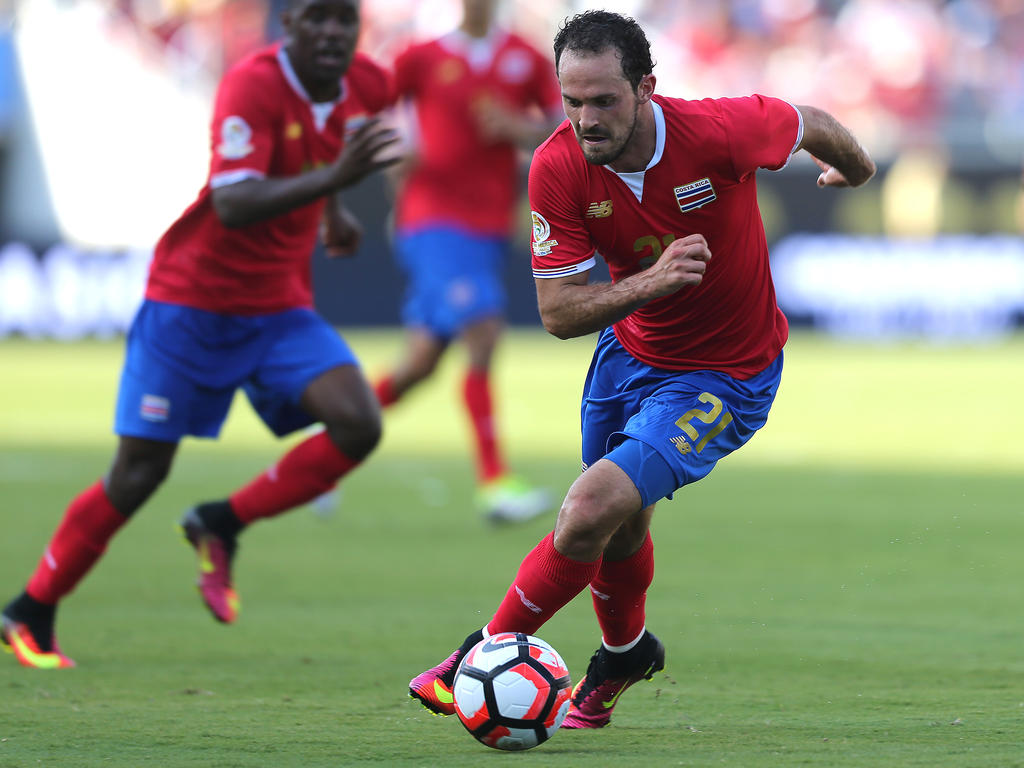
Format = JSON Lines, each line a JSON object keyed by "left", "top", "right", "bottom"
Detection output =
{"left": 590, "top": 531, "right": 654, "bottom": 647}
{"left": 229, "top": 431, "right": 360, "bottom": 525}
{"left": 25, "top": 480, "right": 128, "bottom": 605}
{"left": 374, "top": 376, "right": 399, "bottom": 408}
{"left": 487, "top": 533, "right": 602, "bottom": 635}
{"left": 463, "top": 368, "right": 504, "bottom": 483}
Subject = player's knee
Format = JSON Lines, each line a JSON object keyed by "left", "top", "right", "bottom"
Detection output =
{"left": 106, "top": 458, "right": 171, "bottom": 515}
{"left": 553, "top": 463, "right": 647, "bottom": 560}
{"left": 323, "top": 407, "right": 382, "bottom": 460}
{"left": 552, "top": 490, "right": 619, "bottom": 561}
{"left": 407, "top": 354, "right": 440, "bottom": 384}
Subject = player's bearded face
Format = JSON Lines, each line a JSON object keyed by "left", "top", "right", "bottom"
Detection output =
{"left": 573, "top": 99, "right": 640, "bottom": 166}
{"left": 558, "top": 49, "right": 645, "bottom": 167}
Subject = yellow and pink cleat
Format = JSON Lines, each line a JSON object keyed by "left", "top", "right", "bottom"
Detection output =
{"left": 477, "top": 475, "right": 552, "bottom": 524}
{"left": 1, "top": 615, "right": 75, "bottom": 669}
{"left": 409, "top": 630, "right": 484, "bottom": 716}
{"left": 179, "top": 508, "right": 240, "bottom": 624}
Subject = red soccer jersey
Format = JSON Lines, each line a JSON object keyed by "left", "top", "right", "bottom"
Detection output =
{"left": 530, "top": 94, "right": 801, "bottom": 378}
{"left": 393, "top": 30, "right": 561, "bottom": 236}
{"left": 145, "top": 44, "right": 392, "bottom": 314}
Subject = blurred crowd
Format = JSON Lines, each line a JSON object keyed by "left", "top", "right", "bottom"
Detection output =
{"left": 62, "top": 0, "right": 1024, "bottom": 166}
{"left": 0, "top": 0, "right": 1021, "bottom": 339}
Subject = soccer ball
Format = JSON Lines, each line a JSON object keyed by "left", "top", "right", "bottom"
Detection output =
{"left": 453, "top": 632, "right": 572, "bottom": 751}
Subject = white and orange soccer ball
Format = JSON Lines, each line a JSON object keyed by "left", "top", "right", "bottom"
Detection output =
{"left": 452, "top": 632, "right": 572, "bottom": 751}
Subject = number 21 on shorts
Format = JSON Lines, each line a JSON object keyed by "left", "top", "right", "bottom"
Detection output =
{"left": 671, "top": 392, "right": 732, "bottom": 455}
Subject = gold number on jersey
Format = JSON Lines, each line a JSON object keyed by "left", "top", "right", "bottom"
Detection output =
{"left": 673, "top": 392, "right": 734, "bottom": 454}
{"left": 633, "top": 233, "right": 679, "bottom": 270}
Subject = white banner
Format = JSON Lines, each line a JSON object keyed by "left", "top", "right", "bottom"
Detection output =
{"left": 772, "top": 234, "right": 1024, "bottom": 339}
{"left": 0, "top": 242, "right": 149, "bottom": 339}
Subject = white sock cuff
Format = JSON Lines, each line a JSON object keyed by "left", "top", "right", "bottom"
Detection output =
{"left": 602, "top": 626, "right": 646, "bottom": 654}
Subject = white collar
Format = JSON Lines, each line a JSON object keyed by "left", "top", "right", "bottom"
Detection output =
{"left": 607, "top": 100, "right": 666, "bottom": 202}
{"left": 276, "top": 46, "right": 346, "bottom": 107}
{"left": 277, "top": 46, "right": 346, "bottom": 131}
{"left": 438, "top": 28, "right": 508, "bottom": 71}
{"left": 606, "top": 100, "right": 665, "bottom": 175}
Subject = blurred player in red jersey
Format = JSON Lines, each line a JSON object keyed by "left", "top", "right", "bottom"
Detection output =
{"left": 409, "top": 10, "right": 876, "bottom": 727}
{"left": 371, "top": 0, "right": 564, "bottom": 523}
{"left": 0, "top": 0, "right": 400, "bottom": 669}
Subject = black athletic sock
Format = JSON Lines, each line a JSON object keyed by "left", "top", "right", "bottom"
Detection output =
{"left": 441, "top": 629, "right": 485, "bottom": 686}
{"left": 3, "top": 591, "right": 56, "bottom": 652}
{"left": 195, "top": 500, "right": 244, "bottom": 540}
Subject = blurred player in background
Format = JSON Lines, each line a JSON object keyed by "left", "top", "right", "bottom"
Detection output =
{"left": 371, "top": 0, "right": 563, "bottom": 523}
{"left": 409, "top": 10, "right": 876, "bottom": 728}
{"left": 1, "top": 0, "right": 399, "bottom": 668}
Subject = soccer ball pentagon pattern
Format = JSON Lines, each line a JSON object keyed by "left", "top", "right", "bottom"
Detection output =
{"left": 453, "top": 632, "right": 572, "bottom": 751}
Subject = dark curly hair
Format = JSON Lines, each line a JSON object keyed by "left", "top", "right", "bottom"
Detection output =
{"left": 553, "top": 10, "right": 654, "bottom": 90}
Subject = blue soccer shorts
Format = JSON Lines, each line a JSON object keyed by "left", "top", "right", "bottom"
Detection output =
{"left": 394, "top": 225, "right": 508, "bottom": 340}
{"left": 581, "top": 327, "right": 784, "bottom": 508}
{"left": 114, "top": 300, "right": 360, "bottom": 441}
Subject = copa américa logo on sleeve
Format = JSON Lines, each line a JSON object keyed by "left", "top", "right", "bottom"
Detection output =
{"left": 217, "top": 116, "right": 255, "bottom": 160}
{"left": 531, "top": 211, "right": 558, "bottom": 257}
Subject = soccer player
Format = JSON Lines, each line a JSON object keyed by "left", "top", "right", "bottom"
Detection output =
{"left": 0, "top": 0, "right": 399, "bottom": 669}
{"left": 409, "top": 11, "right": 876, "bottom": 727}
{"left": 371, "top": 0, "right": 563, "bottom": 523}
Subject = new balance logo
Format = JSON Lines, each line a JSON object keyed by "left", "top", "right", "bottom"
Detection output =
{"left": 586, "top": 200, "right": 613, "bottom": 218}
{"left": 670, "top": 435, "right": 692, "bottom": 455}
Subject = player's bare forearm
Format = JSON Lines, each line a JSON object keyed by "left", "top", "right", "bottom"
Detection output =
{"left": 211, "top": 167, "right": 345, "bottom": 228}
{"left": 212, "top": 120, "right": 399, "bottom": 228}
{"left": 513, "top": 112, "right": 565, "bottom": 149}
{"left": 322, "top": 196, "right": 363, "bottom": 257}
{"left": 476, "top": 101, "right": 562, "bottom": 149}
{"left": 796, "top": 105, "right": 875, "bottom": 188}
{"left": 536, "top": 235, "right": 711, "bottom": 339}
{"left": 321, "top": 195, "right": 363, "bottom": 258}
{"left": 536, "top": 276, "right": 652, "bottom": 339}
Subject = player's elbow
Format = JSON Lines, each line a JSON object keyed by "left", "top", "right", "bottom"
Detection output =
{"left": 537, "top": 281, "right": 592, "bottom": 339}
{"left": 211, "top": 197, "right": 249, "bottom": 228}
{"left": 210, "top": 185, "right": 257, "bottom": 228}
{"left": 543, "top": 322, "right": 572, "bottom": 340}
{"left": 540, "top": 313, "right": 579, "bottom": 340}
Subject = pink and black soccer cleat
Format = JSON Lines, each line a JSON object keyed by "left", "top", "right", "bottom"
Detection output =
{"left": 179, "top": 507, "right": 240, "bottom": 624}
{"left": 561, "top": 630, "right": 664, "bottom": 729}
{"left": 409, "top": 630, "right": 483, "bottom": 716}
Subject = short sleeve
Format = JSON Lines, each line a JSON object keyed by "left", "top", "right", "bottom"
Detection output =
{"left": 393, "top": 45, "right": 420, "bottom": 100}
{"left": 717, "top": 95, "right": 802, "bottom": 179}
{"left": 208, "top": 67, "right": 276, "bottom": 187}
{"left": 529, "top": 144, "right": 596, "bottom": 278}
{"left": 348, "top": 54, "right": 398, "bottom": 114}
{"left": 528, "top": 47, "right": 562, "bottom": 115}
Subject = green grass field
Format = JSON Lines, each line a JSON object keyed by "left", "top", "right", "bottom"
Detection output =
{"left": 1, "top": 330, "right": 1023, "bottom": 767}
